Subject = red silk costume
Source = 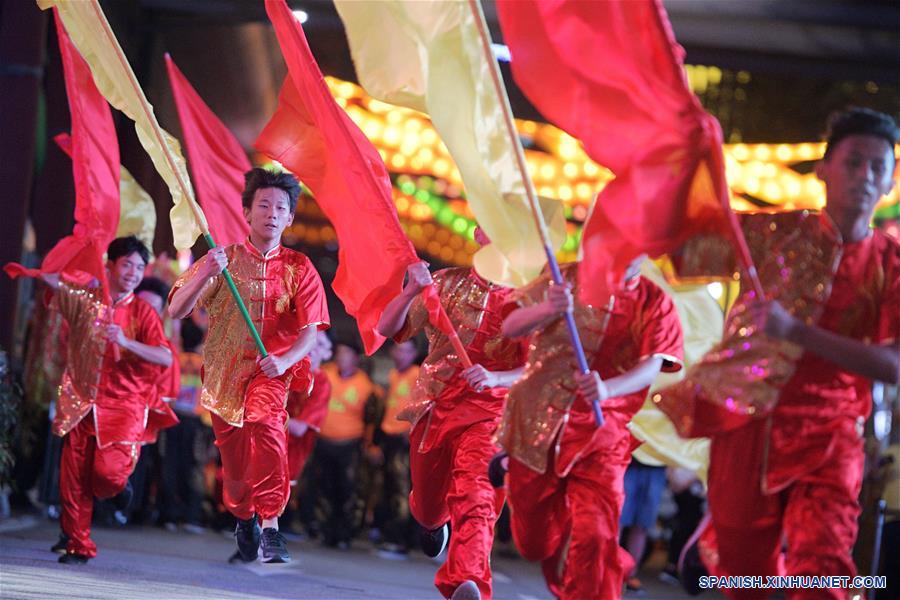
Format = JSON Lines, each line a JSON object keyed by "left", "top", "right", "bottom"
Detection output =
{"left": 396, "top": 267, "right": 526, "bottom": 600}
{"left": 171, "top": 240, "right": 329, "bottom": 521}
{"left": 142, "top": 339, "right": 180, "bottom": 444}
{"left": 55, "top": 282, "right": 169, "bottom": 557}
{"left": 499, "top": 264, "right": 683, "bottom": 599}
{"left": 659, "top": 212, "right": 899, "bottom": 599}
{"left": 286, "top": 368, "right": 331, "bottom": 482}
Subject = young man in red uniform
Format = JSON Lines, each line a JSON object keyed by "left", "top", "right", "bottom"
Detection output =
{"left": 169, "top": 168, "right": 329, "bottom": 564}
{"left": 377, "top": 229, "right": 526, "bottom": 600}
{"left": 496, "top": 256, "right": 683, "bottom": 599}
{"left": 41, "top": 236, "right": 173, "bottom": 564}
{"left": 659, "top": 108, "right": 899, "bottom": 599}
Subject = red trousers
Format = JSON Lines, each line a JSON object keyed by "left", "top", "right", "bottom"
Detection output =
{"left": 707, "top": 418, "right": 863, "bottom": 600}
{"left": 60, "top": 416, "right": 139, "bottom": 557}
{"left": 211, "top": 372, "right": 290, "bottom": 521}
{"left": 507, "top": 430, "right": 634, "bottom": 600}
{"left": 409, "top": 417, "right": 505, "bottom": 600}
{"left": 287, "top": 431, "right": 317, "bottom": 484}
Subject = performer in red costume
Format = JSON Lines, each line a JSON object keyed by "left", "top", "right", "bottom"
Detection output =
{"left": 658, "top": 108, "right": 899, "bottom": 600}
{"left": 41, "top": 236, "right": 173, "bottom": 564}
{"left": 135, "top": 277, "right": 180, "bottom": 446}
{"left": 285, "top": 331, "right": 332, "bottom": 484}
{"left": 169, "top": 168, "right": 329, "bottom": 564}
{"left": 376, "top": 228, "right": 526, "bottom": 600}
{"left": 496, "top": 256, "right": 683, "bottom": 599}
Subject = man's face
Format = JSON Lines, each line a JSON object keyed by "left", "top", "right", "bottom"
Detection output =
{"left": 334, "top": 344, "right": 359, "bottom": 373}
{"left": 390, "top": 341, "right": 417, "bottom": 370}
{"left": 137, "top": 291, "right": 165, "bottom": 316}
{"left": 817, "top": 134, "right": 895, "bottom": 223}
{"left": 107, "top": 252, "right": 146, "bottom": 295}
{"left": 243, "top": 187, "right": 294, "bottom": 244}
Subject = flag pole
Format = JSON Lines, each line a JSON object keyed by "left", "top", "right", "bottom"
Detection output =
{"left": 467, "top": 0, "right": 602, "bottom": 426}
{"left": 87, "top": 0, "right": 267, "bottom": 357}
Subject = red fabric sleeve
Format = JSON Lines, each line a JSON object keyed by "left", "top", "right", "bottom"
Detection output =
{"left": 875, "top": 238, "right": 900, "bottom": 345}
{"left": 639, "top": 282, "right": 684, "bottom": 373}
{"left": 294, "top": 256, "right": 330, "bottom": 331}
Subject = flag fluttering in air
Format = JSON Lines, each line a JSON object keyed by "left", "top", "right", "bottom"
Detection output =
{"left": 4, "top": 10, "right": 120, "bottom": 291}
{"left": 256, "top": 0, "right": 419, "bottom": 355}
{"left": 53, "top": 132, "right": 157, "bottom": 253}
{"left": 37, "top": 0, "right": 207, "bottom": 250}
{"left": 334, "top": 0, "right": 566, "bottom": 288}
{"left": 496, "top": 0, "right": 750, "bottom": 304}
{"left": 165, "top": 54, "right": 251, "bottom": 247}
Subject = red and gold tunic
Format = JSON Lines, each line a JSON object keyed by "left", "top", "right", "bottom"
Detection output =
{"left": 395, "top": 267, "right": 526, "bottom": 452}
{"left": 499, "top": 263, "right": 683, "bottom": 476}
{"left": 54, "top": 282, "right": 168, "bottom": 447}
{"left": 170, "top": 240, "right": 330, "bottom": 426}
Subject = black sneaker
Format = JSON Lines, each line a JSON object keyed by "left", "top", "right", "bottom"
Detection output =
{"left": 488, "top": 452, "right": 508, "bottom": 488}
{"left": 419, "top": 523, "right": 449, "bottom": 558}
{"left": 260, "top": 528, "right": 291, "bottom": 564}
{"left": 51, "top": 533, "right": 69, "bottom": 554}
{"left": 233, "top": 514, "right": 261, "bottom": 562}
{"left": 58, "top": 552, "right": 89, "bottom": 565}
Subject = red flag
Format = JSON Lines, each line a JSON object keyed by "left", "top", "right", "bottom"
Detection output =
{"left": 164, "top": 54, "right": 250, "bottom": 246}
{"left": 255, "top": 0, "right": 419, "bottom": 355}
{"left": 4, "top": 10, "right": 119, "bottom": 295}
{"left": 496, "top": 0, "right": 750, "bottom": 304}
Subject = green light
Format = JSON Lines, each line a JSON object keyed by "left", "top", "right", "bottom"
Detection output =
{"left": 452, "top": 218, "right": 468, "bottom": 233}
{"left": 400, "top": 181, "right": 415, "bottom": 195}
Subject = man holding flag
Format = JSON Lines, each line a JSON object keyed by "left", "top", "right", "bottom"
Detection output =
{"left": 660, "top": 108, "right": 899, "bottom": 599}
{"left": 169, "top": 168, "right": 329, "bottom": 564}
{"left": 41, "top": 236, "right": 173, "bottom": 564}
{"left": 376, "top": 228, "right": 526, "bottom": 600}
{"left": 496, "top": 257, "right": 683, "bottom": 599}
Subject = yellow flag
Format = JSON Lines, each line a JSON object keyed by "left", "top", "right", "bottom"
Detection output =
{"left": 38, "top": 0, "right": 206, "bottom": 250}
{"left": 334, "top": 0, "right": 565, "bottom": 287}
{"left": 117, "top": 166, "right": 156, "bottom": 252}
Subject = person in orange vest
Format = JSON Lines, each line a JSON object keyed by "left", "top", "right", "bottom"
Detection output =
{"left": 373, "top": 339, "right": 421, "bottom": 559}
{"left": 316, "top": 340, "right": 381, "bottom": 549}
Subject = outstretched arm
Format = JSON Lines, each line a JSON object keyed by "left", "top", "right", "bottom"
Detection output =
{"left": 460, "top": 365, "right": 525, "bottom": 391}
{"left": 376, "top": 262, "right": 433, "bottom": 338}
{"left": 105, "top": 324, "right": 172, "bottom": 367}
{"left": 168, "top": 247, "right": 227, "bottom": 320}
{"left": 258, "top": 325, "right": 318, "bottom": 379}
{"left": 501, "top": 283, "right": 572, "bottom": 338}
{"left": 761, "top": 301, "right": 899, "bottom": 384}
{"left": 574, "top": 357, "right": 664, "bottom": 404}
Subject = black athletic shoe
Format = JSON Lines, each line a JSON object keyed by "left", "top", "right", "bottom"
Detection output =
{"left": 112, "top": 481, "right": 133, "bottom": 512}
{"left": 58, "top": 552, "right": 89, "bottom": 565}
{"left": 488, "top": 452, "right": 508, "bottom": 488}
{"left": 260, "top": 528, "right": 291, "bottom": 564}
{"left": 51, "top": 533, "right": 69, "bottom": 554}
{"left": 419, "top": 523, "right": 449, "bottom": 558}
{"left": 233, "top": 514, "right": 261, "bottom": 562}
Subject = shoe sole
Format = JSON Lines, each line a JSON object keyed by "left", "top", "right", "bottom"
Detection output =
{"left": 261, "top": 555, "right": 291, "bottom": 564}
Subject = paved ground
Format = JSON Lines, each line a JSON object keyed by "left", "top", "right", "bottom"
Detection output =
{"left": 0, "top": 515, "right": 702, "bottom": 599}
